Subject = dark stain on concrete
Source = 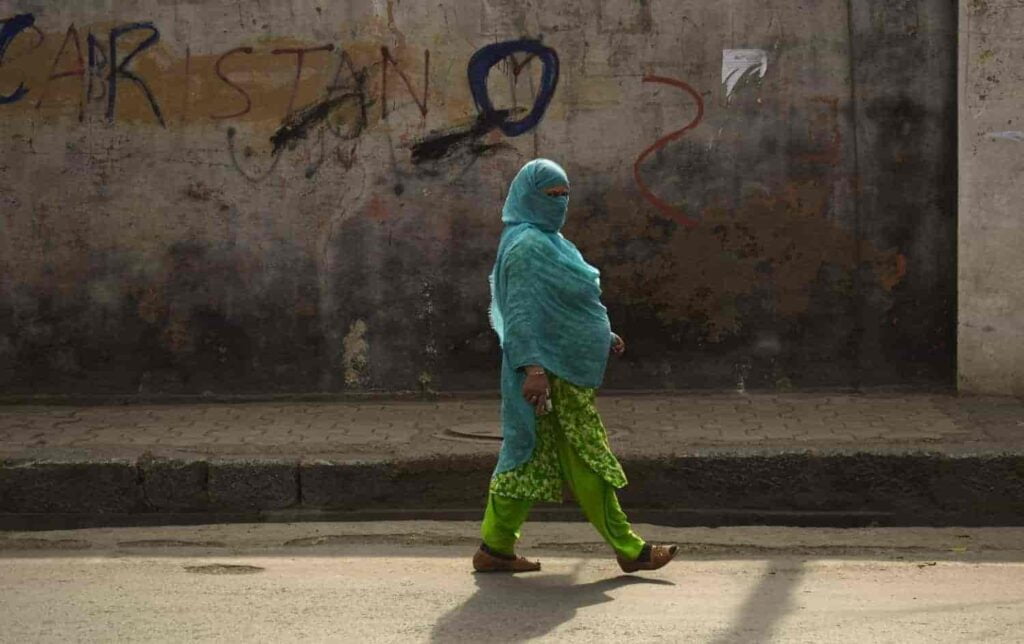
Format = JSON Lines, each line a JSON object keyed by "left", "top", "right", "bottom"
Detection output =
{"left": 118, "top": 539, "right": 226, "bottom": 548}
{"left": 0, "top": 239, "right": 323, "bottom": 395}
{"left": 282, "top": 533, "right": 479, "bottom": 547}
{"left": 0, "top": 537, "right": 92, "bottom": 550}
{"left": 184, "top": 563, "right": 263, "bottom": 574}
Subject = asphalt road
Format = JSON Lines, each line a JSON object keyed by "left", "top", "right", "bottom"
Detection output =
{"left": 1, "top": 522, "right": 1023, "bottom": 643}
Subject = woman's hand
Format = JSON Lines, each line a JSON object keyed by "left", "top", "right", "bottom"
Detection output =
{"left": 521, "top": 366, "right": 550, "bottom": 416}
{"left": 610, "top": 332, "right": 626, "bottom": 357}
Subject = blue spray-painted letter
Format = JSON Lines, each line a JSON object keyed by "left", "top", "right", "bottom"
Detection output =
{"left": 108, "top": 22, "right": 165, "bottom": 127}
{"left": 467, "top": 39, "right": 558, "bottom": 137}
{"left": 0, "top": 14, "right": 36, "bottom": 104}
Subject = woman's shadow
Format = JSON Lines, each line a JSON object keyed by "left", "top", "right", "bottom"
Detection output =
{"left": 430, "top": 561, "right": 674, "bottom": 643}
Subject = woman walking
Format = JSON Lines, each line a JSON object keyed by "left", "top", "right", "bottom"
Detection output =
{"left": 473, "top": 159, "right": 678, "bottom": 574}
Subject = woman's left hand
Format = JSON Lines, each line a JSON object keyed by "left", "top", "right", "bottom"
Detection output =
{"left": 610, "top": 332, "right": 626, "bottom": 357}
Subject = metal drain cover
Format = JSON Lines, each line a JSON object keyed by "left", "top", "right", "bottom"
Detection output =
{"left": 441, "top": 422, "right": 620, "bottom": 442}
{"left": 445, "top": 422, "right": 504, "bottom": 441}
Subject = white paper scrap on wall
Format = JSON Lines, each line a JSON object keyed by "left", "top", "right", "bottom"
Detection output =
{"left": 722, "top": 49, "right": 768, "bottom": 99}
{"left": 986, "top": 131, "right": 1024, "bottom": 142}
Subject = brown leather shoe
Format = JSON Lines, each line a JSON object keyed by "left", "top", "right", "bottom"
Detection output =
{"left": 617, "top": 544, "right": 679, "bottom": 573}
{"left": 472, "top": 546, "right": 541, "bottom": 573}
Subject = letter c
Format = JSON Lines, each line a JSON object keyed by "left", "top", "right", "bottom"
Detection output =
{"left": 0, "top": 14, "right": 36, "bottom": 104}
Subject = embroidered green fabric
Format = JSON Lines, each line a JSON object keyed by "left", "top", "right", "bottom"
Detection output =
{"left": 489, "top": 374, "right": 627, "bottom": 503}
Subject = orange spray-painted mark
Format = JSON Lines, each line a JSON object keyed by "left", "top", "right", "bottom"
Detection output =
{"left": 633, "top": 75, "right": 704, "bottom": 229}
{"left": 366, "top": 194, "right": 391, "bottom": 221}
{"left": 803, "top": 96, "right": 841, "bottom": 166}
{"left": 879, "top": 252, "right": 908, "bottom": 291}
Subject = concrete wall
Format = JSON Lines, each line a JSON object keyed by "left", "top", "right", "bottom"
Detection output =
{"left": 959, "top": 0, "right": 1024, "bottom": 395}
{"left": 0, "top": 0, "right": 957, "bottom": 396}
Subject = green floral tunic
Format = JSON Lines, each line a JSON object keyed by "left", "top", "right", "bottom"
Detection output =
{"left": 489, "top": 375, "right": 628, "bottom": 502}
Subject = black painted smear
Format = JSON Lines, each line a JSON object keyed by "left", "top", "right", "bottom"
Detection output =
{"left": 269, "top": 93, "right": 364, "bottom": 154}
{"left": 409, "top": 110, "right": 513, "bottom": 164}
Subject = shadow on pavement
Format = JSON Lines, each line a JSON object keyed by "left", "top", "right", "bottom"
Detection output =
{"left": 710, "top": 558, "right": 805, "bottom": 644}
{"left": 429, "top": 561, "right": 675, "bottom": 643}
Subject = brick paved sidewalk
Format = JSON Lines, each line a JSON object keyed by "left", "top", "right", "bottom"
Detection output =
{"left": 2, "top": 391, "right": 1022, "bottom": 462}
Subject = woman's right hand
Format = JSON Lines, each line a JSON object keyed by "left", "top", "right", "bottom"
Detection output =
{"left": 521, "top": 367, "right": 550, "bottom": 416}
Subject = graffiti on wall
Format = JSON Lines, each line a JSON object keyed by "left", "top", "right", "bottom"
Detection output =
{"left": 410, "top": 39, "right": 558, "bottom": 163}
{"left": 632, "top": 75, "right": 705, "bottom": 229}
{"left": 1, "top": 11, "right": 758, "bottom": 228}
{"left": 0, "top": 13, "right": 39, "bottom": 105}
{"left": 0, "top": 13, "right": 561, "bottom": 183}
{"left": 2, "top": 12, "right": 841, "bottom": 235}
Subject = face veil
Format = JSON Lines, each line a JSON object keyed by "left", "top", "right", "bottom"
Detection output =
{"left": 500, "top": 159, "right": 571, "bottom": 233}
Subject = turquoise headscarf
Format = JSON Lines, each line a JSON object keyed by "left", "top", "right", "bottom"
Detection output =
{"left": 489, "top": 159, "right": 613, "bottom": 474}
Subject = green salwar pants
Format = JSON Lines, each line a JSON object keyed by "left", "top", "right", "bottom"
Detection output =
{"left": 481, "top": 376, "right": 645, "bottom": 561}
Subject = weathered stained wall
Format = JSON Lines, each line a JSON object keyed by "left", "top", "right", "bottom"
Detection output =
{"left": 959, "top": 0, "right": 1024, "bottom": 395}
{"left": 0, "top": 0, "right": 956, "bottom": 395}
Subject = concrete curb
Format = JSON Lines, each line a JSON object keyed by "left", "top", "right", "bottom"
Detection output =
{"left": 1, "top": 450, "right": 1022, "bottom": 530}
